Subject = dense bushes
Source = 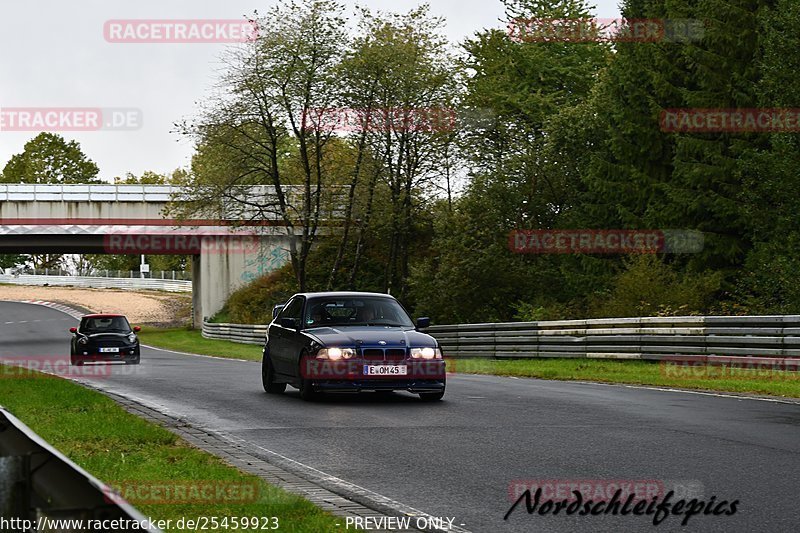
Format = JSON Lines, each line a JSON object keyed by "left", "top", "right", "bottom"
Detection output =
{"left": 214, "top": 266, "right": 297, "bottom": 324}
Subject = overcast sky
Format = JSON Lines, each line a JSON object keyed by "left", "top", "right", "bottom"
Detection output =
{"left": 0, "top": 0, "right": 622, "bottom": 181}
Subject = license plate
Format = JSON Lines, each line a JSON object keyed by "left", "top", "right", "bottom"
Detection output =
{"left": 364, "top": 365, "right": 408, "bottom": 376}
{"left": 99, "top": 347, "right": 119, "bottom": 353}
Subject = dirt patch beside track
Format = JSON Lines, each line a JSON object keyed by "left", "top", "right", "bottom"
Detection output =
{"left": 0, "top": 285, "right": 191, "bottom": 326}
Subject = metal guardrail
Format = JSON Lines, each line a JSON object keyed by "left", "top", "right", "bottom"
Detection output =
{"left": 202, "top": 322, "right": 268, "bottom": 345}
{"left": 0, "top": 407, "right": 161, "bottom": 532}
{"left": 426, "top": 316, "right": 800, "bottom": 360}
{"left": 0, "top": 274, "right": 191, "bottom": 293}
{"left": 203, "top": 315, "right": 800, "bottom": 361}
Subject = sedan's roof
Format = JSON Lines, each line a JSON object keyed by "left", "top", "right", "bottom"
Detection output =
{"left": 298, "top": 291, "right": 395, "bottom": 299}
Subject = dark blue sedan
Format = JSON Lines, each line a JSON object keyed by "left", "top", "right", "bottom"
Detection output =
{"left": 262, "top": 292, "right": 446, "bottom": 401}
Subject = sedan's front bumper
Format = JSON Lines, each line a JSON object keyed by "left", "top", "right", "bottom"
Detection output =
{"left": 314, "top": 379, "right": 445, "bottom": 393}
{"left": 300, "top": 357, "right": 446, "bottom": 393}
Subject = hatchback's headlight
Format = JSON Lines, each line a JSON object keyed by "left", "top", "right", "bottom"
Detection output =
{"left": 410, "top": 347, "right": 442, "bottom": 359}
{"left": 78, "top": 337, "right": 88, "bottom": 345}
{"left": 316, "top": 347, "right": 356, "bottom": 361}
{"left": 128, "top": 333, "right": 137, "bottom": 343}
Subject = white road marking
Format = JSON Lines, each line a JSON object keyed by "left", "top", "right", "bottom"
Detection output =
{"left": 213, "top": 432, "right": 474, "bottom": 533}
{"left": 142, "top": 344, "right": 254, "bottom": 363}
{"left": 588, "top": 381, "right": 800, "bottom": 405}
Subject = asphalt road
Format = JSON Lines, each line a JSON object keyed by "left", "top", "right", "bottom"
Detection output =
{"left": 1, "top": 301, "right": 799, "bottom": 533}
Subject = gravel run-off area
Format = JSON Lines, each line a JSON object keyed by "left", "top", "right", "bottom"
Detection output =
{"left": 0, "top": 285, "right": 191, "bottom": 327}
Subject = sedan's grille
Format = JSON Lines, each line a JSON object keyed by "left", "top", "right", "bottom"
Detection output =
{"left": 385, "top": 349, "right": 406, "bottom": 360}
{"left": 363, "top": 349, "right": 384, "bottom": 360}
{"left": 361, "top": 348, "right": 407, "bottom": 361}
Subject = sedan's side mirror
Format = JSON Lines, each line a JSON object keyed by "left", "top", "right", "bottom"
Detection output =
{"left": 273, "top": 305, "right": 285, "bottom": 319}
{"left": 69, "top": 327, "right": 78, "bottom": 334}
{"left": 133, "top": 326, "right": 141, "bottom": 332}
{"left": 280, "top": 317, "right": 298, "bottom": 330}
{"left": 416, "top": 317, "right": 431, "bottom": 329}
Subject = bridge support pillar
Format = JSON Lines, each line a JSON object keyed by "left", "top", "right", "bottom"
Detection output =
{"left": 192, "top": 254, "right": 202, "bottom": 328}
{"left": 192, "top": 236, "right": 291, "bottom": 329}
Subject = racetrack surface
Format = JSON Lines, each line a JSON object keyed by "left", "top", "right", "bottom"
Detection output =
{"left": 1, "top": 301, "right": 798, "bottom": 533}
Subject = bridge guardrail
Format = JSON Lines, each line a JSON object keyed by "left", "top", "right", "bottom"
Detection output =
{"left": 202, "top": 315, "right": 800, "bottom": 361}
{"left": 0, "top": 274, "right": 191, "bottom": 293}
{"left": 0, "top": 407, "right": 161, "bottom": 532}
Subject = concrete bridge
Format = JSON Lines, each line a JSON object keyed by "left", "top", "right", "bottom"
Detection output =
{"left": 0, "top": 184, "right": 294, "bottom": 325}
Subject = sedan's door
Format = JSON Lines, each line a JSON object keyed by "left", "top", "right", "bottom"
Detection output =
{"left": 270, "top": 296, "right": 305, "bottom": 376}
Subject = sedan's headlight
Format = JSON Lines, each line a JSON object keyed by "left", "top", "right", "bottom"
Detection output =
{"left": 410, "top": 347, "right": 442, "bottom": 359}
{"left": 316, "top": 347, "right": 356, "bottom": 361}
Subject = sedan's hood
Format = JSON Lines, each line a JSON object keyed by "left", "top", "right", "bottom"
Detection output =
{"left": 306, "top": 326, "right": 436, "bottom": 348}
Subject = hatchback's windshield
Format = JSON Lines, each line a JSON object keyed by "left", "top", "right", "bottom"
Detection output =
{"left": 304, "top": 297, "right": 414, "bottom": 328}
{"left": 80, "top": 316, "right": 131, "bottom": 334}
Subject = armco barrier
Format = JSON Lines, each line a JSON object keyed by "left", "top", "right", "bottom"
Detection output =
{"left": 203, "top": 315, "right": 800, "bottom": 361}
{"left": 0, "top": 274, "right": 191, "bottom": 293}
{"left": 0, "top": 407, "right": 161, "bottom": 531}
{"left": 202, "top": 322, "right": 268, "bottom": 345}
{"left": 426, "top": 316, "right": 800, "bottom": 361}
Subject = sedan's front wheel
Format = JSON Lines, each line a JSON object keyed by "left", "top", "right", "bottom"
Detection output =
{"left": 298, "top": 351, "right": 318, "bottom": 401}
{"left": 262, "top": 352, "right": 286, "bottom": 394}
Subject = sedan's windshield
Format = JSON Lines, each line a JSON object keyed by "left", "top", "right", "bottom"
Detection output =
{"left": 80, "top": 316, "right": 132, "bottom": 334}
{"left": 304, "top": 297, "right": 414, "bottom": 328}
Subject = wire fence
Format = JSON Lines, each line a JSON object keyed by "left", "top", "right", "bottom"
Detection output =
{"left": 6, "top": 268, "right": 192, "bottom": 280}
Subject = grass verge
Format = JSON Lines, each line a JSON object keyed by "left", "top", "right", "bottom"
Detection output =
{"left": 0, "top": 374, "right": 348, "bottom": 532}
{"left": 451, "top": 358, "right": 800, "bottom": 398}
{"left": 139, "top": 328, "right": 261, "bottom": 361}
{"left": 139, "top": 327, "right": 800, "bottom": 398}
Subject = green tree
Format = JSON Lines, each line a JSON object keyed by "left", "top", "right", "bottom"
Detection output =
{"left": 1, "top": 133, "right": 100, "bottom": 183}
{"left": 340, "top": 6, "right": 459, "bottom": 299}
{"left": 0, "top": 254, "right": 26, "bottom": 270}
{"left": 409, "top": 0, "right": 607, "bottom": 323}
{"left": 658, "top": 0, "right": 767, "bottom": 272}
{"left": 736, "top": 0, "right": 800, "bottom": 312}
{"left": 174, "top": 0, "right": 347, "bottom": 292}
